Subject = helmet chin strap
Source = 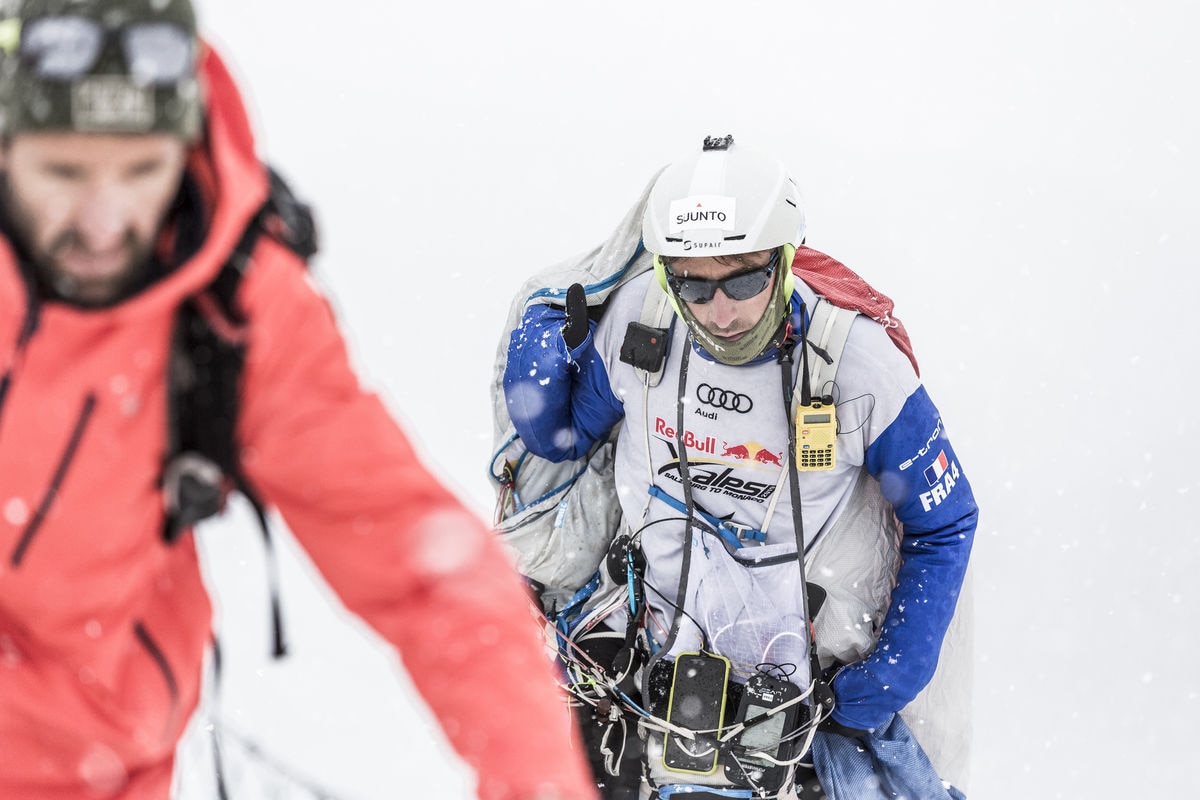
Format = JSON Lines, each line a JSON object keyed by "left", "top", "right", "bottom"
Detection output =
{"left": 780, "top": 242, "right": 797, "bottom": 296}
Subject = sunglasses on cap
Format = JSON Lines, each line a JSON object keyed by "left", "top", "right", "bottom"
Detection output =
{"left": 19, "top": 16, "right": 195, "bottom": 84}
{"left": 660, "top": 248, "right": 781, "bottom": 305}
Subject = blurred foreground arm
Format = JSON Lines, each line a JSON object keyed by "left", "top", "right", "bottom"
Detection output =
{"left": 236, "top": 246, "right": 599, "bottom": 800}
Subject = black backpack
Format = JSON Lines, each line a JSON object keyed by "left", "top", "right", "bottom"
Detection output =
{"left": 161, "top": 165, "right": 318, "bottom": 657}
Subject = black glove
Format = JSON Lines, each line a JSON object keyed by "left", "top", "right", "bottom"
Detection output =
{"left": 561, "top": 282, "right": 589, "bottom": 350}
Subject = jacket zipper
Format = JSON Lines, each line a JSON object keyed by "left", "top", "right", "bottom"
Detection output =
{"left": 133, "top": 620, "right": 182, "bottom": 736}
{"left": 9, "top": 392, "right": 96, "bottom": 567}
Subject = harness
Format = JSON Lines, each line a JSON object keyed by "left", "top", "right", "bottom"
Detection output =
{"left": 161, "top": 165, "right": 318, "bottom": 658}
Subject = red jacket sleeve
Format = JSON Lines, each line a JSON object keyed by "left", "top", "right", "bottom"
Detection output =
{"left": 235, "top": 240, "right": 597, "bottom": 800}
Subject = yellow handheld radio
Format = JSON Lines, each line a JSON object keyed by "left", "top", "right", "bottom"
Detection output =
{"left": 795, "top": 401, "right": 837, "bottom": 471}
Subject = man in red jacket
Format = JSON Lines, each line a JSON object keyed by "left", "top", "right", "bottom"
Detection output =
{"left": 0, "top": 2, "right": 597, "bottom": 799}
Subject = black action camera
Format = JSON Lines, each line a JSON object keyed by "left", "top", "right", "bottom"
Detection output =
{"left": 619, "top": 321, "right": 669, "bottom": 372}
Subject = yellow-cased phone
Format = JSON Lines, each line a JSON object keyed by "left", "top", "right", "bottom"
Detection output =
{"left": 795, "top": 402, "right": 837, "bottom": 471}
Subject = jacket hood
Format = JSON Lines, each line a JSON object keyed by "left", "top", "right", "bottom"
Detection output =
{"left": 121, "top": 40, "right": 270, "bottom": 315}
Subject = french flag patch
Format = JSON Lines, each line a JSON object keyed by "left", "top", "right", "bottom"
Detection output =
{"left": 924, "top": 451, "right": 949, "bottom": 486}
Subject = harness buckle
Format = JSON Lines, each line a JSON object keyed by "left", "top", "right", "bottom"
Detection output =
{"left": 719, "top": 520, "right": 767, "bottom": 543}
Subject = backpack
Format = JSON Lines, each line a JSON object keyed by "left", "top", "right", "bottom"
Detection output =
{"left": 161, "top": 165, "right": 319, "bottom": 657}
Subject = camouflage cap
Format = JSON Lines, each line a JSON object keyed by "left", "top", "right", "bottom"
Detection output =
{"left": 0, "top": 0, "right": 202, "bottom": 139}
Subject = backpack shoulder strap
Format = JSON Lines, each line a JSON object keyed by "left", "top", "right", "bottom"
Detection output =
{"left": 258, "top": 166, "right": 319, "bottom": 260}
{"left": 162, "top": 165, "right": 318, "bottom": 657}
{"left": 805, "top": 298, "right": 858, "bottom": 400}
{"left": 162, "top": 233, "right": 257, "bottom": 543}
{"left": 163, "top": 164, "right": 318, "bottom": 539}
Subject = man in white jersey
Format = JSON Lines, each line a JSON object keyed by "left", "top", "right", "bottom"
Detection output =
{"left": 500, "top": 136, "right": 979, "bottom": 800}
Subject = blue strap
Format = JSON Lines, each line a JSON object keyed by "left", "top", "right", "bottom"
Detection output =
{"left": 625, "top": 555, "right": 639, "bottom": 614}
{"left": 526, "top": 243, "right": 646, "bottom": 304}
{"left": 553, "top": 572, "right": 601, "bottom": 638}
{"left": 647, "top": 485, "right": 767, "bottom": 549}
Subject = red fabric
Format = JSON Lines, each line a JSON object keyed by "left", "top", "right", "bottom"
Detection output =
{"left": 792, "top": 246, "right": 920, "bottom": 376}
{"left": 0, "top": 44, "right": 595, "bottom": 800}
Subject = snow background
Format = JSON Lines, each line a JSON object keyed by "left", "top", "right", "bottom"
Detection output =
{"left": 177, "top": 1, "right": 1198, "bottom": 798}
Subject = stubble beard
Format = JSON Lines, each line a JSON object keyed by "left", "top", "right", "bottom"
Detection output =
{"left": 2, "top": 182, "right": 153, "bottom": 308}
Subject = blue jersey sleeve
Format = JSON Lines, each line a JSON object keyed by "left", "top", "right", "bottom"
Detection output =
{"left": 502, "top": 303, "right": 624, "bottom": 463}
{"left": 831, "top": 385, "right": 979, "bottom": 730}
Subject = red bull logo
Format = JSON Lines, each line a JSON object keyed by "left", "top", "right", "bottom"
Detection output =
{"left": 722, "top": 441, "right": 783, "bottom": 466}
{"left": 754, "top": 449, "right": 783, "bottom": 466}
{"left": 721, "top": 443, "right": 750, "bottom": 459}
{"left": 653, "top": 417, "right": 717, "bottom": 455}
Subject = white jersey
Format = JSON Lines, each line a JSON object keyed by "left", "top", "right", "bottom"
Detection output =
{"left": 594, "top": 271, "right": 915, "bottom": 679}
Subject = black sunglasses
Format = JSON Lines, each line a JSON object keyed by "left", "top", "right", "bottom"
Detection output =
{"left": 663, "top": 248, "right": 781, "bottom": 305}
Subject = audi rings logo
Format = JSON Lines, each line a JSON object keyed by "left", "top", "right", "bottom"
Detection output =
{"left": 696, "top": 383, "right": 753, "bottom": 413}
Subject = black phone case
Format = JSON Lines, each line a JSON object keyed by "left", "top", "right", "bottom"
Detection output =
{"left": 662, "top": 652, "right": 731, "bottom": 774}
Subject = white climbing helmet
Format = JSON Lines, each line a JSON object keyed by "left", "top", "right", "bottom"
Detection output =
{"left": 642, "top": 135, "right": 806, "bottom": 259}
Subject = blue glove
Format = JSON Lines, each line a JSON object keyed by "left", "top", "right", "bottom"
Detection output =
{"left": 503, "top": 297, "right": 591, "bottom": 462}
{"left": 503, "top": 286, "right": 620, "bottom": 463}
{"left": 504, "top": 302, "right": 571, "bottom": 395}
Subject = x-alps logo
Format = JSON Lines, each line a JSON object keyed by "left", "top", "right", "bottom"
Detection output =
{"left": 695, "top": 383, "right": 753, "bottom": 419}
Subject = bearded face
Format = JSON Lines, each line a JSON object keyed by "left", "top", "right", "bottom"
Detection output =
{"left": 1, "top": 131, "right": 186, "bottom": 307}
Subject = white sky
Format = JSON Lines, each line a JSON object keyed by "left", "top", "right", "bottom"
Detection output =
{"left": 183, "top": 2, "right": 1200, "bottom": 798}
